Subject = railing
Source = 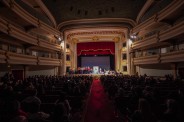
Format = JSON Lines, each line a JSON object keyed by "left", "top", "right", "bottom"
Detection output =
{"left": 0, "top": 17, "right": 61, "bottom": 51}
{"left": 132, "top": 34, "right": 158, "bottom": 50}
{"left": 132, "top": 0, "right": 183, "bottom": 33}
{"left": 133, "top": 55, "right": 159, "bottom": 65}
{"left": 0, "top": 50, "right": 6, "bottom": 63}
{"left": 160, "top": 50, "right": 184, "bottom": 63}
{"left": 0, "top": 50, "right": 62, "bottom": 66}
{"left": 38, "top": 57, "right": 61, "bottom": 66}
{"left": 132, "top": 21, "right": 184, "bottom": 50}
{"left": 133, "top": 49, "right": 184, "bottom": 65}
{"left": 2, "top": 0, "right": 60, "bottom": 36}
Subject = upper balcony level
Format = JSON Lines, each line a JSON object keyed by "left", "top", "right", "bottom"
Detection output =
{"left": 132, "top": 0, "right": 184, "bottom": 34}
{"left": 133, "top": 49, "right": 184, "bottom": 65}
{"left": 2, "top": 0, "right": 60, "bottom": 36}
{"left": 0, "top": 17, "right": 61, "bottom": 51}
{"left": 0, "top": 49, "right": 61, "bottom": 66}
{"left": 131, "top": 20, "right": 184, "bottom": 50}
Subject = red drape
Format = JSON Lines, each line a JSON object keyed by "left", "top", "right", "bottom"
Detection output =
{"left": 77, "top": 42, "right": 115, "bottom": 56}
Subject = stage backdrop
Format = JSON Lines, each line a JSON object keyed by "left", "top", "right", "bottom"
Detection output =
{"left": 81, "top": 56, "right": 110, "bottom": 70}
{"left": 77, "top": 42, "right": 115, "bottom": 56}
{"left": 77, "top": 42, "right": 115, "bottom": 70}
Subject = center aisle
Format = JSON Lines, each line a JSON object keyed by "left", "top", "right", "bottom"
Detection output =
{"left": 84, "top": 78, "right": 117, "bottom": 122}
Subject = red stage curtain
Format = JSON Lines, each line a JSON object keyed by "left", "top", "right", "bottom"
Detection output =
{"left": 77, "top": 42, "right": 115, "bottom": 56}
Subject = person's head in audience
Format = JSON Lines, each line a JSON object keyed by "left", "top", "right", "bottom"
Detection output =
{"left": 1, "top": 100, "right": 27, "bottom": 122}
{"left": 29, "top": 102, "right": 40, "bottom": 114}
{"left": 165, "top": 99, "right": 177, "bottom": 114}
{"left": 28, "top": 89, "right": 38, "bottom": 97}
{"left": 138, "top": 98, "right": 152, "bottom": 114}
{"left": 57, "top": 92, "right": 67, "bottom": 103}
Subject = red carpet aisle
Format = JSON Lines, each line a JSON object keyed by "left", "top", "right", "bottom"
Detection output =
{"left": 84, "top": 78, "right": 117, "bottom": 122}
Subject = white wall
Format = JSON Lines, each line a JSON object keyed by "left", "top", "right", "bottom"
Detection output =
{"left": 27, "top": 66, "right": 58, "bottom": 77}
{"left": 27, "top": 68, "right": 57, "bottom": 76}
{"left": 137, "top": 67, "right": 173, "bottom": 76}
{"left": 0, "top": 64, "right": 58, "bottom": 79}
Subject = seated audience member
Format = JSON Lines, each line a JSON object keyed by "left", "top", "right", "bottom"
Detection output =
{"left": 0, "top": 100, "right": 27, "bottom": 122}
{"left": 161, "top": 99, "right": 182, "bottom": 122}
{"left": 26, "top": 102, "right": 50, "bottom": 121}
{"left": 54, "top": 93, "right": 71, "bottom": 122}
{"left": 55, "top": 92, "right": 71, "bottom": 113}
{"left": 22, "top": 89, "right": 41, "bottom": 105}
{"left": 21, "top": 89, "right": 41, "bottom": 113}
{"left": 132, "top": 98, "right": 157, "bottom": 122}
{"left": 52, "top": 103, "right": 69, "bottom": 122}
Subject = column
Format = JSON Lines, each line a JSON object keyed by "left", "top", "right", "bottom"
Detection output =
{"left": 171, "top": 63, "right": 177, "bottom": 79}
{"left": 24, "top": 65, "right": 29, "bottom": 79}
{"left": 74, "top": 43, "right": 77, "bottom": 70}
{"left": 57, "top": 49, "right": 62, "bottom": 75}
{"left": 62, "top": 41, "right": 66, "bottom": 75}
{"left": 130, "top": 52, "right": 136, "bottom": 75}
{"left": 114, "top": 37, "right": 120, "bottom": 71}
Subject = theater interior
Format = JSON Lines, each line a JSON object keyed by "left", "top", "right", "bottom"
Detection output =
{"left": 0, "top": 0, "right": 184, "bottom": 122}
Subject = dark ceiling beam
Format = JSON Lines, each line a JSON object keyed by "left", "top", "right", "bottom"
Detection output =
{"left": 136, "top": 0, "right": 155, "bottom": 23}
{"left": 159, "top": 19, "right": 175, "bottom": 26}
{"left": 35, "top": 0, "right": 57, "bottom": 28}
{"left": 58, "top": 18, "right": 136, "bottom": 32}
{"left": 24, "top": 25, "right": 37, "bottom": 32}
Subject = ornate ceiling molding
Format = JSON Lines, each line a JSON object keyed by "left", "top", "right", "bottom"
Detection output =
{"left": 136, "top": 0, "right": 155, "bottom": 23}
{"left": 67, "top": 30, "right": 125, "bottom": 39}
{"left": 64, "top": 27, "right": 128, "bottom": 44}
{"left": 34, "top": 0, "right": 57, "bottom": 28}
{"left": 58, "top": 18, "right": 136, "bottom": 31}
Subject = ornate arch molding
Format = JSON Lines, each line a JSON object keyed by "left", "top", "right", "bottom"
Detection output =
{"left": 34, "top": 0, "right": 57, "bottom": 28}
{"left": 136, "top": 0, "right": 155, "bottom": 23}
{"left": 57, "top": 18, "right": 136, "bottom": 32}
{"left": 64, "top": 27, "right": 129, "bottom": 43}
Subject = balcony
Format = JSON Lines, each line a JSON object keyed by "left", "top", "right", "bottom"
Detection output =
{"left": 0, "top": 49, "right": 62, "bottom": 66}
{"left": 38, "top": 57, "right": 61, "bottom": 66}
{"left": 0, "top": 50, "right": 6, "bottom": 63}
{"left": 121, "top": 60, "right": 127, "bottom": 65}
{"left": 132, "top": 0, "right": 183, "bottom": 34}
{"left": 133, "top": 55, "right": 159, "bottom": 65}
{"left": 2, "top": 0, "right": 60, "bottom": 36}
{"left": 0, "top": 17, "right": 61, "bottom": 51}
{"left": 159, "top": 21, "right": 184, "bottom": 42}
{"left": 132, "top": 34, "right": 158, "bottom": 50}
{"left": 161, "top": 50, "right": 184, "bottom": 63}
{"left": 6, "top": 51, "right": 37, "bottom": 65}
{"left": 132, "top": 20, "right": 184, "bottom": 50}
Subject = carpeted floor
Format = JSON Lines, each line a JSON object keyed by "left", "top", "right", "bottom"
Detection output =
{"left": 84, "top": 79, "right": 118, "bottom": 122}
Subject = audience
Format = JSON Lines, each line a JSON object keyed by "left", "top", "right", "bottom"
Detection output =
{"left": 0, "top": 74, "right": 92, "bottom": 122}
{"left": 101, "top": 74, "right": 184, "bottom": 122}
{"left": 1, "top": 73, "right": 184, "bottom": 122}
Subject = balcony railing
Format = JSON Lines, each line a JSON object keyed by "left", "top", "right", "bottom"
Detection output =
{"left": 160, "top": 50, "right": 184, "bottom": 63}
{"left": 133, "top": 49, "right": 184, "bottom": 65}
{"left": 0, "top": 17, "right": 61, "bottom": 51}
{"left": 0, "top": 50, "right": 6, "bottom": 63}
{"left": 132, "top": 21, "right": 184, "bottom": 50}
{"left": 38, "top": 57, "right": 61, "bottom": 66}
{"left": 133, "top": 55, "right": 159, "bottom": 65}
{"left": 0, "top": 49, "right": 62, "bottom": 66}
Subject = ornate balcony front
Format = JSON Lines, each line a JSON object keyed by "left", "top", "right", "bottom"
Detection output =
{"left": 133, "top": 55, "right": 159, "bottom": 65}
{"left": 6, "top": 51, "right": 37, "bottom": 65}
{"left": 161, "top": 50, "right": 184, "bottom": 63}
{"left": 0, "top": 50, "right": 6, "bottom": 63}
{"left": 38, "top": 57, "right": 61, "bottom": 66}
{"left": 132, "top": 34, "right": 158, "bottom": 50}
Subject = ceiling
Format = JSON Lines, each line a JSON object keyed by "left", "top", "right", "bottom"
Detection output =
{"left": 42, "top": 0, "right": 146, "bottom": 25}
{"left": 2, "top": 0, "right": 175, "bottom": 44}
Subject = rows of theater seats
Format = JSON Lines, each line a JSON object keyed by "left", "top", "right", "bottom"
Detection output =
{"left": 101, "top": 75, "right": 184, "bottom": 122}
{"left": 0, "top": 75, "right": 92, "bottom": 122}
